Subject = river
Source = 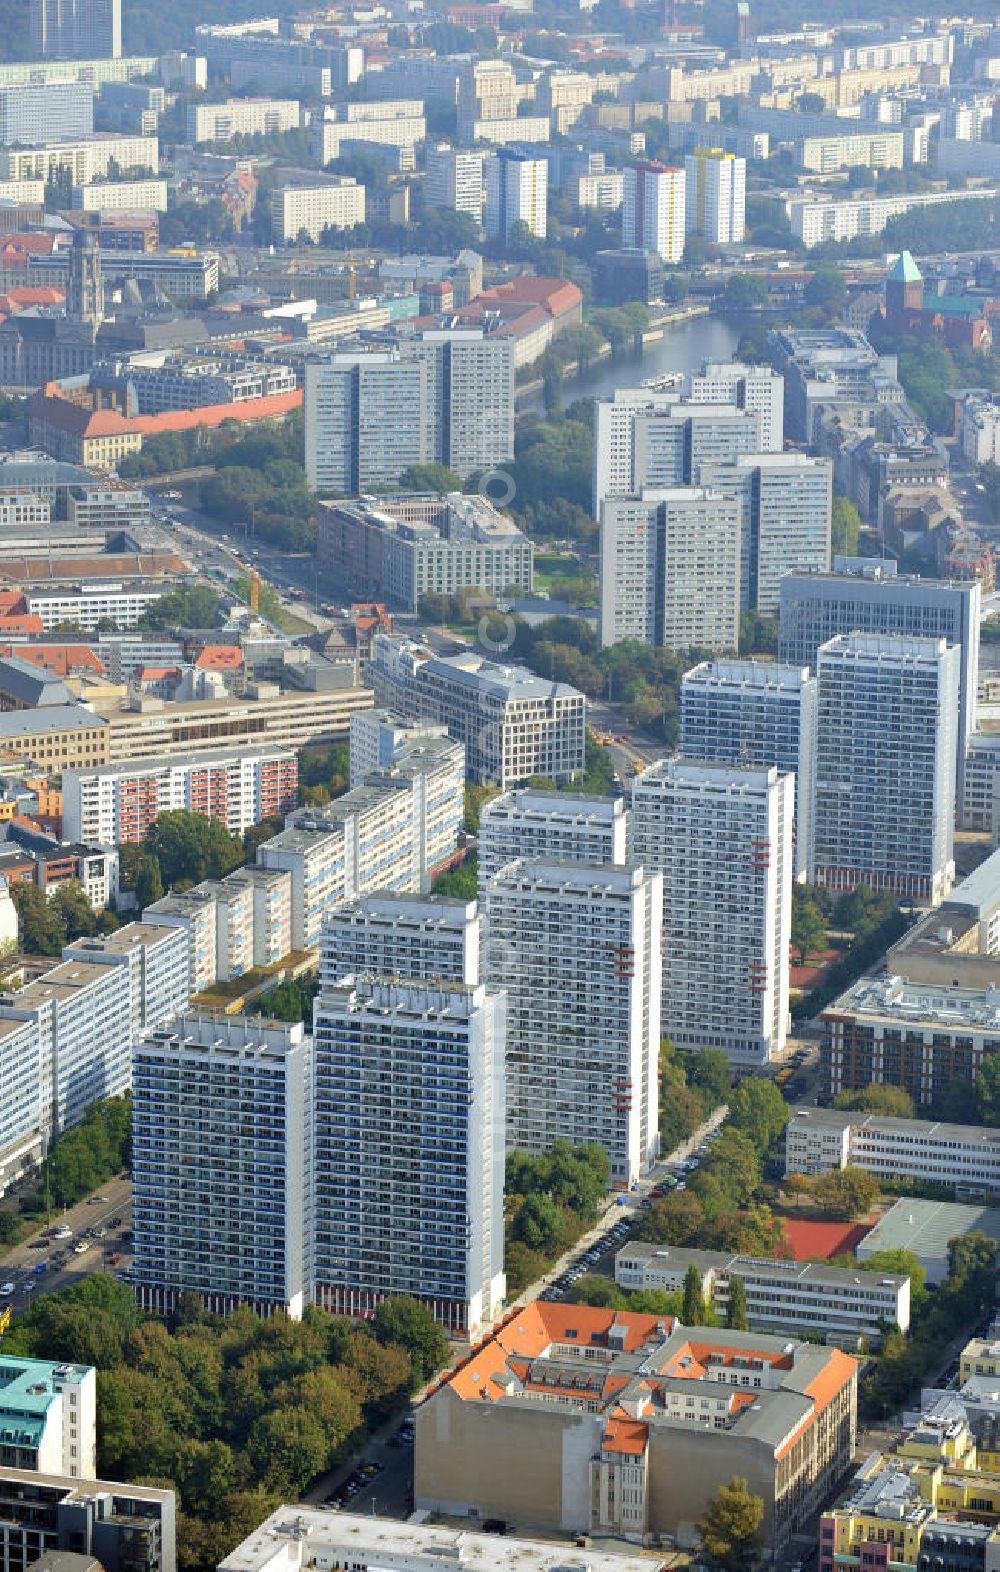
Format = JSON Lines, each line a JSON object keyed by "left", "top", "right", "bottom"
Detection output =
{"left": 521, "top": 309, "right": 748, "bottom": 413}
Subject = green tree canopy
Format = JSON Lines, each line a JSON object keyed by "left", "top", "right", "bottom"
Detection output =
{"left": 812, "top": 1165, "right": 880, "bottom": 1218}
{"left": 144, "top": 810, "right": 246, "bottom": 890}
{"left": 699, "top": 1478, "right": 765, "bottom": 1572}
{"left": 832, "top": 1083, "right": 916, "bottom": 1118}
{"left": 371, "top": 1296, "right": 448, "bottom": 1388}
{"left": 726, "top": 1275, "right": 749, "bottom": 1331}
{"left": 682, "top": 1262, "right": 707, "bottom": 1324}
{"left": 831, "top": 496, "right": 862, "bottom": 558}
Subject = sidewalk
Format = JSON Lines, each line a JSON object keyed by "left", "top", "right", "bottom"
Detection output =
{"left": 514, "top": 1103, "right": 729, "bottom": 1309}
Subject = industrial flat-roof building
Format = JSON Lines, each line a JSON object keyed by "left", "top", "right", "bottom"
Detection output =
{"left": 857, "top": 1198, "right": 1000, "bottom": 1284}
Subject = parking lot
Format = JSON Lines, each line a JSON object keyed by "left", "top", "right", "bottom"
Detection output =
{"left": 538, "top": 1119, "right": 728, "bottom": 1302}
{"left": 304, "top": 1413, "right": 415, "bottom": 1519}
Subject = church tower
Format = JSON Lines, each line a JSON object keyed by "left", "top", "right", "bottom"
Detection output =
{"left": 67, "top": 226, "right": 103, "bottom": 328}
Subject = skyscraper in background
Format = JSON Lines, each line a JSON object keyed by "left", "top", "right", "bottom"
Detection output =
{"left": 485, "top": 149, "right": 547, "bottom": 239}
{"left": 31, "top": 0, "right": 121, "bottom": 57}
{"left": 685, "top": 148, "right": 746, "bottom": 243}
{"left": 622, "top": 161, "right": 686, "bottom": 262}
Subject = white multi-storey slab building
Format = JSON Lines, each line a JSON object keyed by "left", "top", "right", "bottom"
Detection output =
{"left": 699, "top": 453, "right": 832, "bottom": 616}
{"left": 684, "top": 148, "right": 745, "bottom": 243}
{"left": 632, "top": 760, "right": 793, "bottom": 1067}
{"left": 680, "top": 660, "right": 817, "bottom": 880}
{"left": 592, "top": 391, "right": 761, "bottom": 515}
{"left": 62, "top": 746, "right": 298, "bottom": 845}
{"left": 485, "top": 149, "right": 547, "bottom": 239}
{"left": 425, "top": 144, "right": 484, "bottom": 224}
{"left": 61, "top": 922, "right": 190, "bottom": 1043}
{"left": 367, "top": 635, "right": 586, "bottom": 788}
{"left": 482, "top": 858, "right": 662, "bottom": 1183}
{"left": 778, "top": 568, "right": 980, "bottom": 808}
{"left": 478, "top": 789, "right": 629, "bottom": 885}
{"left": 187, "top": 98, "right": 299, "bottom": 143}
{"left": 599, "top": 487, "right": 742, "bottom": 652}
{"left": 320, "top": 894, "right": 479, "bottom": 987}
{"left": 271, "top": 179, "right": 365, "bottom": 242}
{"left": 312, "top": 977, "right": 506, "bottom": 1338}
{"left": 687, "top": 360, "right": 784, "bottom": 452}
{"left": 349, "top": 709, "right": 452, "bottom": 788}
{"left": 812, "top": 634, "right": 959, "bottom": 904}
{"left": 257, "top": 827, "right": 347, "bottom": 952}
{"left": 786, "top": 1106, "right": 1000, "bottom": 1196}
{"left": 224, "top": 866, "right": 293, "bottom": 966}
{"left": 622, "top": 161, "right": 685, "bottom": 262}
{"left": 144, "top": 886, "right": 219, "bottom": 992}
{"left": 616, "top": 1244, "right": 910, "bottom": 1342}
{"left": 132, "top": 1014, "right": 313, "bottom": 1318}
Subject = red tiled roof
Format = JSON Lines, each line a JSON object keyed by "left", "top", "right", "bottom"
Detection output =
{"left": 602, "top": 1418, "right": 648, "bottom": 1456}
{"left": 0, "top": 287, "right": 65, "bottom": 314}
{"left": 0, "top": 644, "right": 105, "bottom": 677}
{"left": 194, "top": 645, "right": 243, "bottom": 670}
{"left": 479, "top": 275, "right": 583, "bottom": 317}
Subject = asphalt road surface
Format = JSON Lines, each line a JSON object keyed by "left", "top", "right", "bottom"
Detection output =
{"left": 0, "top": 1173, "right": 133, "bottom": 1315}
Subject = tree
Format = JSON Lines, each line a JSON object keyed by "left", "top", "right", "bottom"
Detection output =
{"left": 791, "top": 890, "right": 827, "bottom": 965}
{"left": 138, "top": 584, "right": 224, "bottom": 631}
{"left": 682, "top": 1262, "right": 706, "bottom": 1324}
{"left": 699, "top": 1478, "right": 765, "bottom": 1572}
{"left": 635, "top": 1189, "right": 705, "bottom": 1246}
{"left": 727, "top": 1078, "right": 789, "bottom": 1152}
{"left": 371, "top": 1297, "right": 448, "bottom": 1388}
{"left": 977, "top": 1053, "right": 1000, "bottom": 1126}
{"left": 831, "top": 496, "right": 862, "bottom": 558}
{"left": 684, "top": 1047, "right": 731, "bottom": 1105}
{"left": 246, "top": 1407, "right": 329, "bottom": 1493}
{"left": 11, "top": 881, "right": 65, "bottom": 955}
{"left": 726, "top": 1275, "right": 749, "bottom": 1331}
{"left": 723, "top": 273, "right": 768, "bottom": 310}
{"left": 832, "top": 1084, "right": 916, "bottom": 1118}
{"left": 805, "top": 262, "right": 847, "bottom": 312}
{"left": 399, "top": 463, "right": 463, "bottom": 494}
{"left": 812, "top": 1165, "right": 879, "bottom": 1218}
{"left": 144, "top": 810, "right": 245, "bottom": 889}
{"left": 511, "top": 1193, "right": 565, "bottom": 1253}
{"left": 49, "top": 881, "right": 98, "bottom": 942}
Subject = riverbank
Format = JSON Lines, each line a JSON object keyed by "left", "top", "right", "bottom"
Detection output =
{"left": 515, "top": 301, "right": 713, "bottom": 408}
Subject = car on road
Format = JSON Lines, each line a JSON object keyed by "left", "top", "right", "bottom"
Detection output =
{"left": 108, "top": 1216, "right": 122, "bottom": 1228}
{"left": 34, "top": 1260, "right": 48, "bottom": 1274}
{"left": 0, "top": 1282, "right": 14, "bottom": 1296}
{"left": 73, "top": 1241, "right": 90, "bottom": 1254}
{"left": 52, "top": 1225, "right": 72, "bottom": 1239}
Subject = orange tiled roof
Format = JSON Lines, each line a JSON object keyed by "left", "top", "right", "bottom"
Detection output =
{"left": 479, "top": 276, "right": 583, "bottom": 317}
{"left": 602, "top": 1418, "right": 648, "bottom": 1456}
{"left": 0, "top": 644, "right": 105, "bottom": 677}
{"left": 136, "top": 665, "right": 181, "bottom": 682}
{"left": 194, "top": 645, "right": 243, "bottom": 670}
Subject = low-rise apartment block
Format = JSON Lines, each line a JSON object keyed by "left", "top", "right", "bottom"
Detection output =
{"left": 478, "top": 788, "right": 629, "bottom": 885}
{"left": 62, "top": 747, "right": 298, "bottom": 844}
{"left": 132, "top": 1015, "right": 312, "bottom": 1318}
{"left": 615, "top": 1243, "right": 910, "bottom": 1343}
{"left": 416, "top": 1304, "right": 857, "bottom": 1550}
{"left": 271, "top": 179, "right": 365, "bottom": 243}
{"left": 187, "top": 99, "right": 299, "bottom": 143}
{"left": 786, "top": 1106, "right": 1000, "bottom": 1198}
{"left": 0, "top": 134, "right": 158, "bottom": 184}
{"left": 0, "top": 1358, "right": 96, "bottom": 1479}
{"left": 367, "top": 634, "right": 586, "bottom": 787}
{"left": 0, "top": 1469, "right": 175, "bottom": 1572}
{"left": 318, "top": 493, "right": 533, "bottom": 614}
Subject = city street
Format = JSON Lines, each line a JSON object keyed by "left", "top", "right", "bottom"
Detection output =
{"left": 0, "top": 1174, "right": 133, "bottom": 1314}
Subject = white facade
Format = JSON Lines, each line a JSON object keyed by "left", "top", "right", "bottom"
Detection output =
{"left": 680, "top": 659, "right": 817, "bottom": 881}
{"left": 132, "top": 1014, "right": 312, "bottom": 1317}
{"left": 699, "top": 452, "right": 832, "bottom": 616}
{"left": 687, "top": 360, "right": 784, "bottom": 453}
{"left": 684, "top": 149, "right": 745, "bottom": 243}
{"left": 812, "top": 634, "right": 959, "bottom": 905}
{"left": 0, "top": 133, "right": 156, "bottom": 182}
{"left": 482, "top": 858, "right": 662, "bottom": 1183}
{"left": 632, "top": 759, "right": 793, "bottom": 1067}
{"left": 61, "top": 921, "right": 190, "bottom": 1044}
{"left": 257, "top": 827, "right": 346, "bottom": 952}
{"left": 0, "top": 1359, "right": 96, "bottom": 1479}
{"left": 187, "top": 98, "right": 299, "bottom": 143}
{"left": 72, "top": 177, "right": 167, "bottom": 210}
{"left": 143, "top": 887, "right": 218, "bottom": 992}
{"left": 320, "top": 893, "right": 479, "bottom": 987}
{"left": 788, "top": 186, "right": 1000, "bottom": 248}
{"left": 224, "top": 866, "right": 293, "bottom": 967}
{"left": 599, "top": 486, "right": 741, "bottom": 653}
{"left": 62, "top": 746, "right": 297, "bottom": 845}
{"left": 349, "top": 709, "right": 450, "bottom": 789}
{"left": 485, "top": 150, "right": 547, "bottom": 240}
{"left": 478, "top": 788, "right": 629, "bottom": 885}
{"left": 313, "top": 977, "right": 506, "bottom": 1338}
{"left": 425, "top": 144, "right": 484, "bottom": 225}
{"left": 367, "top": 634, "right": 586, "bottom": 788}
{"left": 786, "top": 1106, "right": 1000, "bottom": 1198}
{"left": 592, "top": 390, "right": 760, "bottom": 515}
{"left": 616, "top": 1243, "right": 910, "bottom": 1341}
{"left": 622, "top": 162, "right": 685, "bottom": 263}
{"left": 961, "top": 395, "right": 1000, "bottom": 467}
{"left": 271, "top": 180, "right": 364, "bottom": 243}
